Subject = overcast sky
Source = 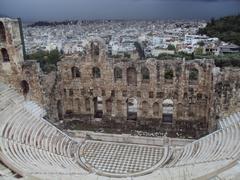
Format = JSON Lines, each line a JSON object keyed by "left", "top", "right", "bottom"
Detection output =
{"left": 1, "top": 0, "right": 240, "bottom": 22}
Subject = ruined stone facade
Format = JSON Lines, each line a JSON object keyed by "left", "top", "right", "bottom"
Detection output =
{"left": 1, "top": 18, "right": 240, "bottom": 138}
{"left": 56, "top": 39, "right": 216, "bottom": 137}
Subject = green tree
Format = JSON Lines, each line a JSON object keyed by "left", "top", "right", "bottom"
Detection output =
{"left": 26, "top": 49, "right": 61, "bottom": 73}
{"left": 167, "top": 44, "right": 176, "bottom": 51}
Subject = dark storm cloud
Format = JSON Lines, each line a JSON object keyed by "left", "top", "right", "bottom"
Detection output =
{"left": 1, "top": 0, "right": 239, "bottom": 21}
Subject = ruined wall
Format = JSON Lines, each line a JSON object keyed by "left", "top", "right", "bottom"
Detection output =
{"left": 56, "top": 39, "right": 215, "bottom": 137}
{"left": 1, "top": 18, "right": 240, "bottom": 138}
{"left": 214, "top": 67, "right": 240, "bottom": 121}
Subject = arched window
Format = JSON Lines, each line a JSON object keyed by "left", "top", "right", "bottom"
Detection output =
{"left": 85, "top": 98, "right": 91, "bottom": 112}
{"left": 142, "top": 101, "right": 149, "bottom": 116}
{"left": 92, "top": 67, "right": 101, "bottom": 78}
{"left": 164, "top": 67, "right": 174, "bottom": 80}
{"left": 162, "top": 99, "right": 173, "bottom": 123}
{"left": 1, "top": 48, "right": 10, "bottom": 62}
{"left": 75, "top": 98, "right": 81, "bottom": 113}
{"left": 127, "top": 98, "right": 137, "bottom": 120}
{"left": 153, "top": 102, "right": 159, "bottom": 116}
{"left": 127, "top": 67, "right": 137, "bottom": 86}
{"left": 20, "top": 80, "right": 29, "bottom": 95}
{"left": 0, "top": 22, "right": 6, "bottom": 42}
{"left": 189, "top": 68, "right": 199, "bottom": 82}
{"left": 91, "top": 42, "right": 100, "bottom": 56}
{"left": 93, "top": 97, "right": 103, "bottom": 118}
{"left": 114, "top": 67, "right": 122, "bottom": 81}
{"left": 141, "top": 67, "right": 150, "bottom": 81}
{"left": 106, "top": 99, "right": 112, "bottom": 114}
{"left": 71, "top": 67, "right": 80, "bottom": 78}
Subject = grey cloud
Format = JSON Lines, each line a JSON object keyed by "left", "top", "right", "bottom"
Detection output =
{"left": 1, "top": 0, "right": 239, "bottom": 21}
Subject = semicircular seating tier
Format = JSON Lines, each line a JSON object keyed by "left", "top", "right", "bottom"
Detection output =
{"left": 0, "top": 82, "right": 240, "bottom": 180}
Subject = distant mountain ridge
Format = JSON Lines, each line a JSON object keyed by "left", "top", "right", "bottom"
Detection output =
{"left": 28, "top": 20, "right": 78, "bottom": 27}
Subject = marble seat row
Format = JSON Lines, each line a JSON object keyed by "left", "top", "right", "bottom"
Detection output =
{"left": 164, "top": 120, "right": 240, "bottom": 167}
{"left": 219, "top": 112, "right": 240, "bottom": 129}
{"left": 0, "top": 84, "right": 88, "bottom": 176}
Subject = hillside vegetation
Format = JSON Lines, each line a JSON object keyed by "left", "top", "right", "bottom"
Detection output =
{"left": 198, "top": 15, "right": 240, "bottom": 45}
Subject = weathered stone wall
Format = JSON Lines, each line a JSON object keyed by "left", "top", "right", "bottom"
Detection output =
{"left": 214, "top": 67, "right": 240, "bottom": 120}
{"left": 55, "top": 39, "right": 215, "bottom": 138}
{"left": 0, "top": 18, "right": 53, "bottom": 110}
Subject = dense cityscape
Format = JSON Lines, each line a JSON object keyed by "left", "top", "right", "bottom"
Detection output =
{"left": 23, "top": 19, "right": 239, "bottom": 58}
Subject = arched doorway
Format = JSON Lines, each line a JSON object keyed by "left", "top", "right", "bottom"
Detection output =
{"left": 127, "top": 98, "right": 137, "bottom": 120}
{"left": 153, "top": 102, "right": 160, "bottom": 116}
{"left": 1, "top": 48, "right": 10, "bottom": 62}
{"left": 85, "top": 98, "right": 91, "bottom": 112}
{"left": 162, "top": 99, "right": 174, "bottom": 123}
{"left": 57, "top": 100, "right": 63, "bottom": 120}
{"left": 93, "top": 97, "right": 103, "bottom": 118}
{"left": 127, "top": 67, "right": 137, "bottom": 86}
{"left": 75, "top": 98, "right": 81, "bottom": 113}
{"left": 142, "top": 101, "right": 149, "bottom": 117}
{"left": 106, "top": 99, "right": 112, "bottom": 115}
{"left": 20, "top": 80, "right": 29, "bottom": 95}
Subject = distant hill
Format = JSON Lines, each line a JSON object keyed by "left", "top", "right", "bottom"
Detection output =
{"left": 29, "top": 20, "right": 78, "bottom": 27}
{"left": 198, "top": 15, "right": 240, "bottom": 45}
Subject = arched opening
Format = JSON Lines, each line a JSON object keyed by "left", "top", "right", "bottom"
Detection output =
{"left": 189, "top": 68, "right": 199, "bottom": 84}
{"left": 85, "top": 98, "right": 91, "bottom": 112}
{"left": 114, "top": 67, "right": 122, "bottom": 81}
{"left": 75, "top": 98, "right": 81, "bottom": 113}
{"left": 127, "top": 98, "right": 137, "bottom": 120}
{"left": 1, "top": 48, "right": 10, "bottom": 62}
{"left": 0, "top": 22, "right": 6, "bottom": 42}
{"left": 142, "top": 101, "right": 149, "bottom": 116}
{"left": 106, "top": 99, "right": 112, "bottom": 115}
{"left": 127, "top": 67, "right": 137, "bottom": 86}
{"left": 71, "top": 67, "right": 80, "bottom": 78}
{"left": 164, "top": 67, "right": 174, "bottom": 81}
{"left": 93, "top": 97, "right": 103, "bottom": 118}
{"left": 162, "top": 99, "right": 173, "bottom": 123}
{"left": 153, "top": 102, "right": 159, "bottom": 116}
{"left": 57, "top": 100, "right": 63, "bottom": 120}
{"left": 20, "top": 80, "right": 29, "bottom": 95}
{"left": 177, "top": 103, "right": 184, "bottom": 118}
{"left": 116, "top": 100, "right": 122, "bottom": 115}
{"left": 92, "top": 67, "right": 101, "bottom": 79}
{"left": 141, "top": 67, "right": 150, "bottom": 82}
{"left": 91, "top": 42, "right": 100, "bottom": 56}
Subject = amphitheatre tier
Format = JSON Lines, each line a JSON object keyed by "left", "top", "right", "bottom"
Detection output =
{"left": 0, "top": 82, "right": 240, "bottom": 179}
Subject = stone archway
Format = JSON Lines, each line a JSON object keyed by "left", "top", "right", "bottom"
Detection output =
{"left": 127, "top": 97, "right": 137, "bottom": 120}
{"left": 20, "top": 80, "right": 29, "bottom": 95}
{"left": 162, "top": 99, "right": 174, "bottom": 123}
{"left": 93, "top": 97, "right": 103, "bottom": 118}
